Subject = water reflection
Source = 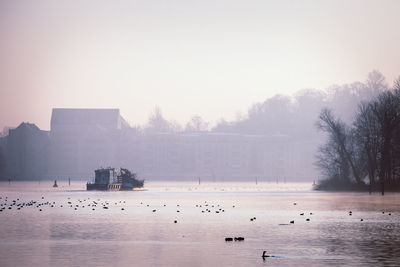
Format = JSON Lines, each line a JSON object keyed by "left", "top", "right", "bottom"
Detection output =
{"left": 0, "top": 182, "right": 399, "bottom": 266}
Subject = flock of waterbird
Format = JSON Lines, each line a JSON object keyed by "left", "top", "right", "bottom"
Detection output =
{"left": 0, "top": 195, "right": 130, "bottom": 212}
{"left": 0, "top": 195, "right": 236, "bottom": 221}
{"left": 0, "top": 195, "right": 395, "bottom": 260}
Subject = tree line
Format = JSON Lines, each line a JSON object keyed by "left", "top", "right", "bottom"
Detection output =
{"left": 141, "top": 71, "right": 387, "bottom": 138}
{"left": 316, "top": 77, "right": 400, "bottom": 194}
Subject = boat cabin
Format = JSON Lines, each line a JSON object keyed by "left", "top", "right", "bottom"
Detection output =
{"left": 94, "top": 168, "right": 117, "bottom": 185}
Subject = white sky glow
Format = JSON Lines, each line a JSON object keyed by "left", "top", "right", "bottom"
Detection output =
{"left": 0, "top": 0, "right": 399, "bottom": 130}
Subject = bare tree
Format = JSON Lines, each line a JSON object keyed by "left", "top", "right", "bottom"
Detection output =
{"left": 394, "top": 76, "right": 400, "bottom": 91}
{"left": 185, "top": 115, "right": 209, "bottom": 132}
{"left": 316, "top": 108, "right": 362, "bottom": 185}
{"left": 315, "top": 133, "right": 350, "bottom": 185}
{"left": 145, "top": 106, "right": 182, "bottom": 133}
{"left": 370, "top": 90, "right": 400, "bottom": 195}
{"left": 353, "top": 102, "right": 380, "bottom": 193}
{"left": 365, "top": 70, "right": 387, "bottom": 97}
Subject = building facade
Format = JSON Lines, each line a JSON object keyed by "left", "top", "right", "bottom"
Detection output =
{"left": 0, "top": 108, "right": 319, "bottom": 181}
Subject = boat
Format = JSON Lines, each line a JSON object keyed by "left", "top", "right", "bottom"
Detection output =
{"left": 86, "top": 167, "right": 144, "bottom": 191}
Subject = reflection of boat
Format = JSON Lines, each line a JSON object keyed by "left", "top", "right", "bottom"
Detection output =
{"left": 86, "top": 168, "right": 144, "bottom": 191}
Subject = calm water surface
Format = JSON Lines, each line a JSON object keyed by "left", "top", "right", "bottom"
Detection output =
{"left": 0, "top": 181, "right": 400, "bottom": 266}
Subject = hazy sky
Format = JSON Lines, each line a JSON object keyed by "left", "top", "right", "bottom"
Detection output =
{"left": 1, "top": 0, "right": 399, "bottom": 130}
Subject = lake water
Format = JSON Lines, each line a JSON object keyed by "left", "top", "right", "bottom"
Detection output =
{"left": 0, "top": 181, "right": 399, "bottom": 266}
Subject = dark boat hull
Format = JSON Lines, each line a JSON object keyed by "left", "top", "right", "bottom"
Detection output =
{"left": 86, "top": 183, "right": 143, "bottom": 191}
{"left": 86, "top": 183, "right": 109, "bottom": 190}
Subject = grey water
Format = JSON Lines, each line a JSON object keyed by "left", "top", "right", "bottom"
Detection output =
{"left": 0, "top": 181, "right": 399, "bottom": 267}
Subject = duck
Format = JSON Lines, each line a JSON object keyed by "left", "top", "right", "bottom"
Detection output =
{"left": 262, "top": 251, "right": 270, "bottom": 258}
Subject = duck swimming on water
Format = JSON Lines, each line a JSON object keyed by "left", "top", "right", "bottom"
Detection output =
{"left": 262, "top": 251, "right": 270, "bottom": 258}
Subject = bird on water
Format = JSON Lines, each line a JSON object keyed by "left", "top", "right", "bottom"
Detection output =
{"left": 262, "top": 251, "right": 270, "bottom": 258}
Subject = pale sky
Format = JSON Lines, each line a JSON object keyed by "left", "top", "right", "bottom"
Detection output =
{"left": 0, "top": 0, "right": 399, "bottom": 131}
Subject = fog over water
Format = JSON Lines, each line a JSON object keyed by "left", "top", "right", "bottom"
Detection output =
{"left": 0, "top": 71, "right": 391, "bottom": 182}
{"left": 1, "top": 1, "right": 400, "bottom": 265}
{"left": 1, "top": 182, "right": 399, "bottom": 267}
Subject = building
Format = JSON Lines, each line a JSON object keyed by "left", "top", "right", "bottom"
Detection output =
{"left": 2, "top": 122, "right": 49, "bottom": 179}
{"left": 0, "top": 108, "right": 319, "bottom": 181}
{"left": 48, "top": 108, "right": 129, "bottom": 179}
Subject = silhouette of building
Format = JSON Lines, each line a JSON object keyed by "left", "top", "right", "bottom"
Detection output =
{"left": 0, "top": 136, "right": 7, "bottom": 178}
{"left": 2, "top": 122, "right": 49, "bottom": 179}
{"left": 0, "top": 108, "right": 319, "bottom": 181}
{"left": 48, "top": 108, "right": 129, "bottom": 179}
{"left": 132, "top": 132, "right": 318, "bottom": 181}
